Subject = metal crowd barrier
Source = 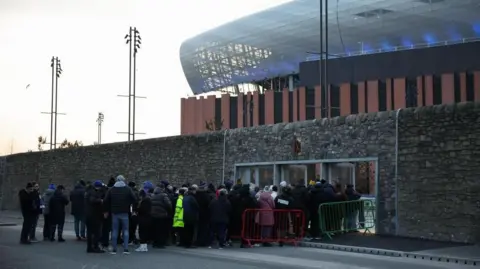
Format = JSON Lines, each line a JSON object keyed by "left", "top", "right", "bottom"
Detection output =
{"left": 241, "top": 209, "right": 305, "bottom": 247}
{"left": 319, "top": 199, "right": 376, "bottom": 240}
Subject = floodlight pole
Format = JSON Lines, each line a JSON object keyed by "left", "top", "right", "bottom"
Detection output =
{"left": 50, "top": 57, "right": 55, "bottom": 150}
{"left": 42, "top": 56, "right": 65, "bottom": 150}
{"left": 54, "top": 57, "right": 62, "bottom": 149}
{"left": 324, "top": 0, "right": 329, "bottom": 118}
{"left": 118, "top": 26, "right": 146, "bottom": 141}
{"left": 97, "top": 112, "right": 104, "bottom": 144}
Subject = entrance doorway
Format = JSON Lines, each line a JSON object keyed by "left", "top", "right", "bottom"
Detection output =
{"left": 236, "top": 165, "right": 275, "bottom": 189}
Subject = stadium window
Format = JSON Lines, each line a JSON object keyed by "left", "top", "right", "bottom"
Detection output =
{"left": 350, "top": 83, "right": 359, "bottom": 114}
{"left": 432, "top": 75, "right": 442, "bottom": 105}
{"left": 406, "top": 77, "right": 418, "bottom": 108}
{"left": 330, "top": 85, "right": 340, "bottom": 117}
{"left": 466, "top": 72, "right": 474, "bottom": 102}
{"left": 378, "top": 80, "right": 387, "bottom": 111}
{"left": 305, "top": 87, "right": 315, "bottom": 120}
{"left": 454, "top": 73, "right": 461, "bottom": 103}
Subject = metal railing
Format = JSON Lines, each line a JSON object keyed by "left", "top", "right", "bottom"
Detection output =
{"left": 318, "top": 199, "right": 376, "bottom": 240}
{"left": 305, "top": 37, "right": 480, "bottom": 61}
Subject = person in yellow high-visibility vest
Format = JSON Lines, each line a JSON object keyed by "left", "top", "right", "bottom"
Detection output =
{"left": 172, "top": 188, "right": 186, "bottom": 245}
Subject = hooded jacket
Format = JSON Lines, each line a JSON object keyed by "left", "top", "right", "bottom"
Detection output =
{"left": 18, "top": 189, "right": 36, "bottom": 217}
{"left": 103, "top": 181, "right": 136, "bottom": 214}
{"left": 49, "top": 189, "right": 69, "bottom": 223}
{"left": 85, "top": 186, "right": 104, "bottom": 219}
{"left": 70, "top": 184, "right": 86, "bottom": 216}
{"left": 42, "top": 189, "right": 55, "bottom": 215}
{"left": 150, "top": 188, "right": 172, "bottom": 219}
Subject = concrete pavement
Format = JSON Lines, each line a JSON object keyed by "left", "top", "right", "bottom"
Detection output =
{"left": 0, "top": 224, "right": 478, "bottom": 269}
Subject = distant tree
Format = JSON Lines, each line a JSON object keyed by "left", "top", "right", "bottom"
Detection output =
{"left": 205, "top": 118, "right": 223, "bottom": 131}
{"left": 27, "top": 150, "right": 33, "bottom": 153}
{"left": 37, "top": 136, "right": 47, "bottom": 151}
{"left": 59, "top": 139, "right": 83, "bottom": 149}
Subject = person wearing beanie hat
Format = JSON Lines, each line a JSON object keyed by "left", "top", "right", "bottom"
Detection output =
{"left": 103, "top": 174, "right": 137, "bottom": 254}
{"left": 181, "top": 187, "right": 198, "bottom": 248}
{"left": 42, "top": 183, "right": 56, "bottom": 241}
{"left": 224, "top": 180, "right": 233, "bottom": 191}
{"left": 198, "top": 181, "right": 207, "bottom": 188}
{"left": 49, "top": 184, "right": 69, "bottom": 242}
{"left": 144, "top": 187, "right": 171, "bottom": 251}
{"left": 85, "top": 179, "right": 105, "bottom": 253}
{"left": 160, "top": 180, "right": 169, "bottom": 188}
{"left": 280, "top": 181, "right": 287, "bottom": 188}
{"left": 71, "top": 180, "right": 87, "bottom": 240}
{"left": 143, "top": 181, "right": 154, "bottom": 192}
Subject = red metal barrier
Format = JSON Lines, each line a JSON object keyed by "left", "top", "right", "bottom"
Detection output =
{"left": 241, "top": 209, "right": 305, "bottom": 247}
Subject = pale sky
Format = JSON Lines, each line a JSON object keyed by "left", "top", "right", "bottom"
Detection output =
{"left": 0, "top": 0, "right": 292, "bottom": 155}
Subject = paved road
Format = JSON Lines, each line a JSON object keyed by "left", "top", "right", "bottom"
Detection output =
{"left": 0, "top": 224, "right": 475, "bottom": 269}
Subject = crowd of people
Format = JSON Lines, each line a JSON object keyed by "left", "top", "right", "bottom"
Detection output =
{"left": 18, "top": 175, "right": 363, "bottom": 255}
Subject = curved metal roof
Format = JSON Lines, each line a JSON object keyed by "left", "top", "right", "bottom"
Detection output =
{"left": 180, "top": 0, "right": 480, "bottom": 94}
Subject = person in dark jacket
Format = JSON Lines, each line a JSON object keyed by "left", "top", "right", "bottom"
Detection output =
{"left": 182, "top": 187, "right": 199, "bottom": 248}
{"left": 274, "top": 186, "right": 295, "bottom": 246}
{"left": 208, "top": 189, "right": 231, "bottom": 249}
{"left": 134, "top": 189, "right": 152, "bottom": 252}
{"left": 100, "top": 182, "right": 111, "bottom": 250}
{"left": 149, "top": 186, "right": 172, "bottom": 249}
{"left": 308, "top": 182, "right": 326, "bottom": 239}
{"left": 103, "top": 175, "right": 136, "bottom": 254}
{"left": 290, "top": 179, "right": 310, "bottom": 236}
{"left": 49, "top": 185, "right": 69, "bottom": 242}
{"left": 345, "top": 184, "right": 362, "bottom": 231}
{"left": 194, "top": 182, "right": 215, "bottom": 246}
{"left": 238, "top": 184, "right": 257, "bottom": 248}
{"left": 165, "top": 184, "right": 176, "bottom": 245}
{"left": 70, "top": 181, "right": 86, "bottom": 240}
{"left": 29, "top": 182, "right": 42, "bottom": 242}
{"left": 128, "top": 181, "right": 140, "bottom": 245}
{"left": 19, "top": 182, "right": 35, "bottom": 244}
{"left": 42, "top": 184, "right": 56, "bottom": 241}
{"left": 226, "top": 184, "right": 242, "bottom": 243}
{"left": 85, "top": 181, "right": 105, "bottom": 253}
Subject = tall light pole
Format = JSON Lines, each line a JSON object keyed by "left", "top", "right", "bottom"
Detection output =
{"left": 41, "top": 56, "right": 65, "bottom": 150}
{"left": 117, "top": 26, "right": 146, "bottom": 141}
{"left": 96, "top": 112, "right": 104, "bottom": 144}
{"left": 54, "top": 58, "right": 63, "bottom": 148}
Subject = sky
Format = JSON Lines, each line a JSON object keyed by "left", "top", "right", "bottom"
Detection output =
{"left": 0, "top": 0, "right": 292, "bottom": 155}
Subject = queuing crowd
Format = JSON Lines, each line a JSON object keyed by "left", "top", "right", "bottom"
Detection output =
{"left": 18, "top": 175, "right": 362, "bottom": 254}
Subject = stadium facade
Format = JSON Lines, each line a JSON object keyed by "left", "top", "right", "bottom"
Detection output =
{"left": 179, "top": 0, "right": 480, "bottom": 135}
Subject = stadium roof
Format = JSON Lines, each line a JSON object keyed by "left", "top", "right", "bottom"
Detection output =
{"left": 180, "top": 0, "right": 480, "bottom": 94}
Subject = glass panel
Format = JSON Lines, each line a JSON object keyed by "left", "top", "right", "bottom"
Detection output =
{"left": 258, "top": 166, "right": 274, "bottom": 189}
{"left": 237, "top": 167, "right": 253, "bottom": 185}
{"left": 329, "top": 163, "right": 355, "bottom": 186}
{"left": 282, "top": 165, "right": 307, "bottom": 186}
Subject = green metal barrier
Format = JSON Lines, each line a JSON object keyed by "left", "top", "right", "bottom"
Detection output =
{"left": 318, "top": 199, "right": 376, "bottom": 240}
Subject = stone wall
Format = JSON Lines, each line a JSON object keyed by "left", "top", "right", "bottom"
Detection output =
{"left": 2, "top": 102, "right": 480, "bottom": 243}
{"left": 1, "top": 134, "right": 225, "bottom": 212}
{"left": 397, "top": 102, "right": 480, "bottom": 243}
